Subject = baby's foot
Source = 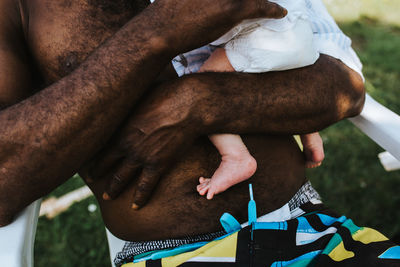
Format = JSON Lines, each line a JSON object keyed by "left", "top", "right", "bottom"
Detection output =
{"left": 197, "top": 152, "right": 257, "bottom": 199}
{"left": 300, "top": 132, "right": 325, "bottom": 168}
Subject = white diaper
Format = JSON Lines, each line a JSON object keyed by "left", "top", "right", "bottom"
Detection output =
{"left": 211, "top": 0, "right": 320, "bottom": 73}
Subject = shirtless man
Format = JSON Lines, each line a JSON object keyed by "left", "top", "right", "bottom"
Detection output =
{"left": 0, "top": 0, "right": 372, "bottom": 264}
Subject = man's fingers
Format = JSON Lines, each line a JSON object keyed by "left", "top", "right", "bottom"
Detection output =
{"left": 79, "top": 167, "right": 94, "bottom": 184}
{"left": 90, "top": 149, "right": 122, "bottom": 180}
{"left": 103, "top": 159, "right": 141, "bottom": 200}
{"left": 131, "top": 167, "right": 161, "bottom": 209}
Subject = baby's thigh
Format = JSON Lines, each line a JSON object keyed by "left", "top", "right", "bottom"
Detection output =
{"left": 199, "top": 48, "right": 235, "bottom": 72}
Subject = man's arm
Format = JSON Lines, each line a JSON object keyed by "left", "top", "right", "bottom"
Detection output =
{"left": 194, "top": 55, "right": 365, "bottom": 134}
{"left": 0, "top": 0, "right": 286, "bottom": 225}
{"left": 0, "top": 0, "right": 171, "bottom": 225}
{"left": 87, "top": 55, "right": 365, "bottom": 206}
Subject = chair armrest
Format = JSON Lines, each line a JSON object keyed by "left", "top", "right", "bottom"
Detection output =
{"left": 106, "top": 229, "right": 127, "bottom": 267}
{"left": 349, "top": 94, "right": 400, "bottom": 161}
{"left": 0, "top": 200, "right": 42, "bottom": 267}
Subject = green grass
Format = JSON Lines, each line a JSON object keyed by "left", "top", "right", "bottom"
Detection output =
{"left": 323, "top": 0, "right": 400, "bottom": 27}
{"left": 34, "top": 177, "right": 110, "bottom": 267}
{"left": 34, "top": 18, "right": 400, "bottom": 267}
{"left": 306, "top": 17, "right": 400, "bottom": 240}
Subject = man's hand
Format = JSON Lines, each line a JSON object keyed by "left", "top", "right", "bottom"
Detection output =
{"left": 85, "top": 79, "right": 202, "bottom": 208}
{"left": 152, "top": 0, "right": 287, "bottom": 54}
{"left": 84, "top": 55, "right": 365, "bottom": 209}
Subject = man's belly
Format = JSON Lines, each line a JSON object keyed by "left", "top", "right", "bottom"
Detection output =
{"left": 87, "top": 134, "right": 306, "bottom": 241}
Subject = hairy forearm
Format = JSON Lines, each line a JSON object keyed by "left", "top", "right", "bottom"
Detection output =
{"left": 80, "top": 54, "right": 365, "bottom": 209}
{"left": 188, "top": 55, "right": 365, "bottom": 135}
{"left": 0, "top": 0, "right": 289, "bottom": 223}
{"left": 0, "top": 8, "right": 175, "bottom": 222}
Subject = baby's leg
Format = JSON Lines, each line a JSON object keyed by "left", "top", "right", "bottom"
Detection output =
{"left": 300, "top": 132, "right": 325, "bottom": 168}
{"left": 197, "top": 48, "right": 256, "bottom": 199}
{"left": 197, "top": 134, "right": 257, "bottom": 199}
{"left": 199, "top": 48, "right": 235, "bottom": 72}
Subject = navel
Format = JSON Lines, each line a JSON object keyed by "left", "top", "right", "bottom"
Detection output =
{"left": 57, "top": 51, "right": 80, "bottom": 76}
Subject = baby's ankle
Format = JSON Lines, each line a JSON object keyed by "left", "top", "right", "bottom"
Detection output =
{"left": 222, "top": 147, "right": 253, "bottom": 161}
{"left": 223, "top": 152, "right": 257, "bottom": 176}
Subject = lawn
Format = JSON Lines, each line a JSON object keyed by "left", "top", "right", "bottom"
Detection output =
{"left": 308, "top": 17, "right": 400, "bottom": 239}
{"left": 324, "top": 0, "right": 400, "bottom": 27}
{"left": 34, "top": 14, "right": 400, "bottom": 267}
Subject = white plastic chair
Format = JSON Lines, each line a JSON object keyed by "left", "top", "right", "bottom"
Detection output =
{"left": 0, "top": 93, "right": 399, "bottom": 267}
{"left": 0, "top": 202, "right": 127, "bottom": 267}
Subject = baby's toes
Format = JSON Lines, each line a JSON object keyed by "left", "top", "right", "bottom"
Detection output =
{"left": 196, "top": 184, "right": 203, "bottom": 191}
{"left": 199, "top": 187, "right": 209, "bottom": 196}
{"left": 199, "top": 177, "right": 211, "bottom": 184}
{"left": 206, "top": 190, "right": 215, "bottom": 200}
{"left": 305, "top": 161, "right": 322, "bottom": 169}
{"left": 197, "top": 182, "right": 206, "bottom": 191}
{"left": 197, "top": 184, "right": 210, "bottom": 195}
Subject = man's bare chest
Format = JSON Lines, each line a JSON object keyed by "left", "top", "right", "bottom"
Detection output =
{"left": 25, "top": 0, "right": 148, "bottom": 84}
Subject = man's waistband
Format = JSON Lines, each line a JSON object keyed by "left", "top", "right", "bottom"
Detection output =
{"left": 114, "top": 181, "right": 320, "bottom": 266}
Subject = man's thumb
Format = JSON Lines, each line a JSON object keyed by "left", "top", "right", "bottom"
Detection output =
{"left": 260, "top": 1, "right": 287, "bottom": 19}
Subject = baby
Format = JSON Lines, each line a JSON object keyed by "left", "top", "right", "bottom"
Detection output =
{"left": 195, "top": 0, "right": 325, "bottom": 199}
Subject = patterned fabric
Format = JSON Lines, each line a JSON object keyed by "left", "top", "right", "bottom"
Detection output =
{"left": 122, "top": 204, "right": 400, "bottom": 266}
{"left": 114, "top": 181, "right": 320, "bottom": 266}
{"left": 171, "top": 0, "right": 363, "bottom": 78}
{"left": 171, "top": 46, "right": 216, "bottom": 76}
{"left": 114, "top": 232, "right": 225, "bottom": 266}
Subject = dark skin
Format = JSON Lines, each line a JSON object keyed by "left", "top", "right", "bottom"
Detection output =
{"left": 0, "top": 0, "right": 287, "bottom": 224}
{"left": 87, "top": 57, "right": 364, "bottom": 240}
{"left": 0, "top": 0, "right": 365, "bottom": 242}
{"left": 91, "top": 134, "right": 307, "bottom": 241}
{"left": 87, "top": 55, "right": 364, "bottom": 208}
